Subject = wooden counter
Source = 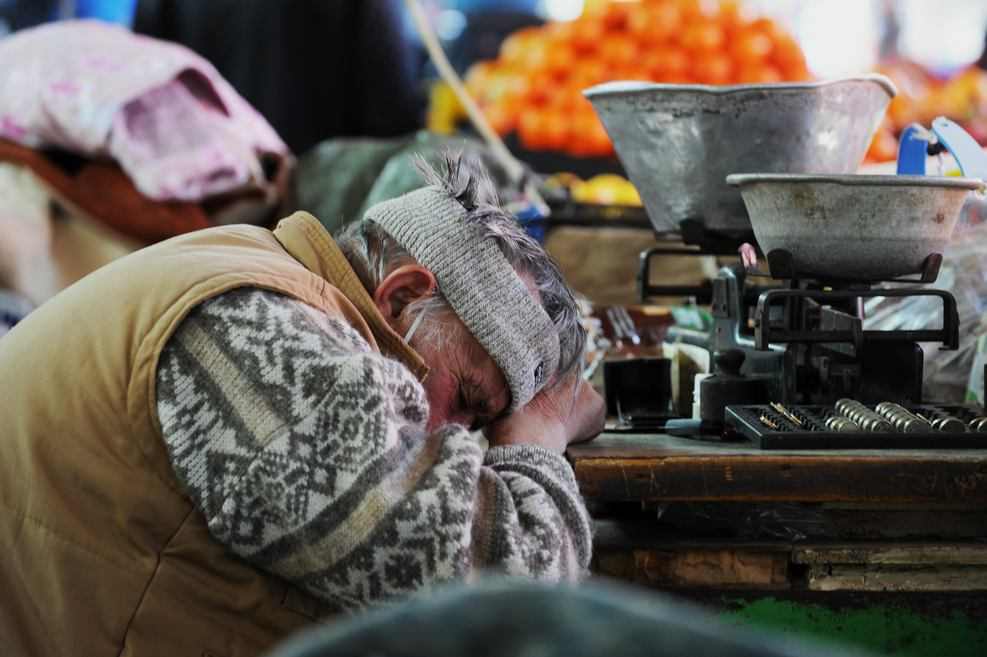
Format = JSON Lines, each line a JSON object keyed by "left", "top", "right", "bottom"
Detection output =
{"left": 568, "top": 433, "right": 987, "bottom": 504}
{"left": 566, "top": 432, "right": 987, "bottom": 655}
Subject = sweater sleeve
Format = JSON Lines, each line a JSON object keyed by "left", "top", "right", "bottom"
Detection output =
{"left": 155, "top": 287, "right": 592, "bottom": 609}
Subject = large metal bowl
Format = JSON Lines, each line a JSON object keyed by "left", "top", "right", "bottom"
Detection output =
{"left": 727, "top": 173, "right": 983, "bottom": 281}
{"left": 584, "top": 76, "right": 897, "bottom": 238}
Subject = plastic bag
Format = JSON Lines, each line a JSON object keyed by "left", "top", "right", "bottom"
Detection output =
{"left": 863, "top": 220, "right": 987, "bottom": 404}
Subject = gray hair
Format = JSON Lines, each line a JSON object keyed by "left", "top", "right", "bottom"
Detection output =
{"left": 336, "top": 150, "right": 586, "bottom": 383}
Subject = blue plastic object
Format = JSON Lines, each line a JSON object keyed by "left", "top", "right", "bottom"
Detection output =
{"left": 515, "top": 205, "right": 548, "bottom": 244}
{"left": 897, "top": 117, "right": 987, "bottom": 181}
{"left": 75, "top": 0, "right": 136, "bottom": 24}
{"left": 896, "top": 124, "right": 931, "bottom": 175}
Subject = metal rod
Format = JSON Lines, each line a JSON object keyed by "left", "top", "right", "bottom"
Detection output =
{"left": 770, "top": 402, "right": 803, "bottom": 427}
{"left": 402, "top": 0, "right": 548, "bottom": 215}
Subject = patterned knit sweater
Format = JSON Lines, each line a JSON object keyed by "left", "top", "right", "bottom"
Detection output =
{"left": 155, "top": 287, "right": 592, "bottom": 609}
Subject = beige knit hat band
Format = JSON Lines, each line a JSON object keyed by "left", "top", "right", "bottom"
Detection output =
{"left": 365, "top": 186, "right": 560, "bottom": 411}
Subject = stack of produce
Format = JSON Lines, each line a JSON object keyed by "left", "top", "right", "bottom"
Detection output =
{"left": 865, "top": 59, "right": 987, "bottom": 163}
{"left": 545, "top": 172, "right": 643, "bottom": 205}
{"left": 462, "top": 0, "right": 811, "bottom": 158}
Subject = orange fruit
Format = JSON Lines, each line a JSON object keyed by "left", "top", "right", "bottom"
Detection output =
{"left": 491, "top": 90, "right": 525, "bottom": 130}
{"left": 680, "top": 20, "right": 726, "bottom": 53}
{"left": 498, "top": 72, "right": 531, "bottom": 106}
{"left": 745, "top": 64, "right": 784, "bottom": 83}
{"left": 554, "top": 80, "right": 594, "bottom": 111}
{"left": 733, "top": 64, "right": 757, "bottom": 83}
{"left": 628, "top": 4, "right": 683, "bottom": 46}
{"left": 640, "top": 50, "right": 663, "bottom": 78}
{"left": 567, "top": 111, "right": 594, "bottom": 157}
{"left": 773, "top": 35, "right": 807, "bottom": 71}
{"left": 627, "top": 6, "right": 655, "bottom": 43}
{"left": 465, "top": 60, "right": 493, "bottom": 83}
{"left": 525, "top": 69, "right": 557, "bottom": 105}
{"left": 598, "top": 33, "right": 639, "bottom": 68}
{"left": 498, "top": 27, "right": 542, "bottom": 65}
{"left": 569, "top": 110, "right": 612, "bottom": 157}
{"left": 585, "top": 119, "right": 613, "bottom": 156}
{"left": 480, "top": 67, "right": 514, "bottom": 105}
{"left": 464, "top": 61, "right": 495, "bottom": 102}
{"left": 482, "top": 103, "right": 514, "bottom": 135}
{"left": 651, "top": 48, "right": 690, "bottom": 82}
{"left": 614, "top": 63, "right": 654, "bottom": 82}
{"left": 544, "top": 20, "right": 577, "bottom": 45}
{"left": 867, "top": 123, "right": 899, "bottom": 162}
{"left": 517, "top": 107, "right": 549, "bottom": 151}
{"left": 601, "top": 2, "right": 633, "bottom": 32}
{"left": 748, "top": 17, "right": 783, "bottom": 40}
{"left": 545, "top": 43, "right": 577, "bottom": 79}
{"left": 691, "top": 53, "right": 734, "bottom": 85}
{"left": 730, "top": 28, "right": 774, "bottom": 66}
{"left": 570, "top": 59, "right": 613, "bottom": 90}
{"left": 674, "top": 0, "right": 704, "bottom": 24}
{"left": 718, "top": 0, "right": 744, "bottom": 31}
{"left": 653, "top": 2, "right": 685, "bottom": 39}
{"left": 571, "top": 17, "right": 606, "bottom": 52}
{"left": 523, "top": 39, "right": 553, "bottom": 70}
{"left": 540, "top": 108, "right": 572, "bottom": 152}
{"left": 581, "top": 0, "right": 610, "bottom": 17}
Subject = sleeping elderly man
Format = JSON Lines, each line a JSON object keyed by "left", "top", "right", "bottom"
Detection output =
{"left": 0, "top": 152, "right": 605, "bottom": 657}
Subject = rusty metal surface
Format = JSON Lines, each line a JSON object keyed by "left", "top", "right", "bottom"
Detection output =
{"left": 727, "top": 173, "right": 981, "bottom": 280}
{"left": 584, "top": 75, "right": 896, "bottom": 236}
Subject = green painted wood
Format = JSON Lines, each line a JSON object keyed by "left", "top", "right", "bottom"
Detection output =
{"left": 714, "top": 595, "right": 987, "bottom": 656}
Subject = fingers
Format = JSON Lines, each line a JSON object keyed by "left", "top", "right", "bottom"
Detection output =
{"left": 570, "top": 384, "right": 605, "bottom": 443}
{"left": 489, "top": 376, "right": 605, "bottom": 450}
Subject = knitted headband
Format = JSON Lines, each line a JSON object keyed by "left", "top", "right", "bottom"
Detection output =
{"left": 365, "top": 186, "right": 560, "bottom": 412}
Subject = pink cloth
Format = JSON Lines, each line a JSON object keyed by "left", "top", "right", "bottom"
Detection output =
{"left": 0, "top": 20, "right": 290, "bottom": 202}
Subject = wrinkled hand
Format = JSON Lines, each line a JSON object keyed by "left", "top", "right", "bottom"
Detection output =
{"left": 487, "top": 375, "right": 606, "bottom": 454}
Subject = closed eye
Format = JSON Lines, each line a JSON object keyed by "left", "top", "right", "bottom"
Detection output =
{"left": 459, "top": 376, "right": 493, "bottom": 430}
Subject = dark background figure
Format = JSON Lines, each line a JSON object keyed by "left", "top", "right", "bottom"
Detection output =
{"left": 0, "top": 0, "right": 57, "bottom": 33}
{"left": 134, "top": 0, "right": 428, "bottom": 155}
{"left": 444, "top": 10, "right": 541, "bottom": 74}
{"left": 440, "top": 0, "right": 540, "bottom": 73}
{"left": 267, "top": 580, "right": 866, "bottom": 657}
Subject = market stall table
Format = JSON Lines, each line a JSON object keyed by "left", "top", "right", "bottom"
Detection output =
{"left": 568, "top": 433, "right": 987, "bottom": 656}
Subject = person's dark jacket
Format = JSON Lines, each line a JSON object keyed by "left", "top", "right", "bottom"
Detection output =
{"left": 135, "top": 0, "right": 426, "bottom": 154}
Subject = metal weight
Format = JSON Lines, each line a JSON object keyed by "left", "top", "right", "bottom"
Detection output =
{"left": 825, "top": 416, "right": 860, "bottom": 432}
{"left": 836, "top": 399, "right": 892, "bottom": 432}
{"left": 875, "top": 402, "right": 932, "bottom": 433}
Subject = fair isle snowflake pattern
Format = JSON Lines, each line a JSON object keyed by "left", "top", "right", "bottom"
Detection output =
{"left": 155, "top": 287, "right": 591, "bottom": 608}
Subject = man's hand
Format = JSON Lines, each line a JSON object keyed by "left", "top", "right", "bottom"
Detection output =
{"left": 486, "top": 375, "right": 605, "bottom": 454}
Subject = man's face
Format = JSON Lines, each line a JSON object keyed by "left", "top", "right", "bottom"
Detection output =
{"left": 405, "top": 312, "right": 510, "bottom": 431}
{"left": 371, "top": 262, "right": 514, "bottom": 431}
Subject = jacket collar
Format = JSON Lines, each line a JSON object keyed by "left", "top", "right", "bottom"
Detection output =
{"left": 272, "top": 212, "right": 429, "bottom": 382}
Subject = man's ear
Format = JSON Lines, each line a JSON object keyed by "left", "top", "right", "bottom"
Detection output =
{"left": 373, "top": 264, "right": 437, "bottom": 321}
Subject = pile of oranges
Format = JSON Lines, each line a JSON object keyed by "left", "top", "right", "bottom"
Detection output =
{"left": 466, "top": 0, "right": 812, "bottom": 157}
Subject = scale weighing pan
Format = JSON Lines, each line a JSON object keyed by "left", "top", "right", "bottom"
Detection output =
{"left": 727, "top": 173, "right": 981, "bottom": 282}
{"left": 729, "top": 115, "right": 987, "bottom": 283}
{"left": 584, "top": 75, "right": 896, "bottom": 239}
